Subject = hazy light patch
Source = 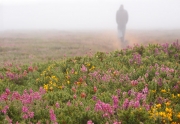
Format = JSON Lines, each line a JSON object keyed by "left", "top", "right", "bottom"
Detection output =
{"left": 1, "top": 0, "right": 43, "bottom": 5}
{"left": 1, "top": 0, "right": 180, "bottom": 31}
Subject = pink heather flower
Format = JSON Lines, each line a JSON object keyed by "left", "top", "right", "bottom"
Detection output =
{"left": 93, "top": 86, "right": 97, "bottom": 92}
{"left": 157, "top": 78, "right": 163, "bottom": 86}
{"left": 71, "top": 68, "right": 75, "bottom": 74}
{"left": 36, "top": 121, "right": 41, "bottom": 124}
{"left": 49, "top": 109, "right": 57, "bottom": 122}
{"left": 28, "top": 111, "right": 34, "bottom": 118}
{"left": 16, "top": 121, "right": 19, "bottom": 124}
{"left": 95, "top": 100, "right": 113, "bottom": 117}
{"left": 131, "top": 80, "right": 138, "bottom": 86}
{"left": 133, "top": 100, "right": 140, "bottom": 108}
{"left": 86, "top": 106, "right": 90, "bottom": 111}
{"left": 11, "top": 91, "right": 21, "bottom": 100}
{"left": 5, "top": 88, "right": 11, "bottom": 95}
{"left": 55, "top": 102, "right": 60, "bottom": 108}
{"left": 29, "top": 89, "right": 33, "bottom": 93}
{"left": 92, "top": 95, "right": 97, "bottom": 101}
{"left": 145, "top": 73, "right": 148, "bottom": 78}
{"left": 113, "top": 121, "right": 121, "bottom": 124}
{"left": 23, "top": 70, "right": 27, "bottom": 76}
{"left": 103, "top": 113, "right": 109, "bottom": 118}
{"left": 22, "top": 114, "right": 29, "bottom": 119}
{"left": 39, "top": 87, "right": 46, "bottom": 94}
{"left": 1, "top": 105, "right": 9, "bottom": 114}
{"left": 87, "top": 120, "right": 94, "bottom": 124}
{"left": 5, "top": 115, "right": 12, "bottom": 124}
{"left": 155, "top": 71, "right": 159, "bottom": 76}
{"left": 1, "top": 109, "right": 7, "bottom": 114}
{"left": 81, "top": 64, "right": 87, "bottom": 72}
{"left": 128, "top": 100, "right": 134, "bottom": 107}
{"left": 112, "top": 95, "right": 119, "bottom": 109}
{"left": 32, "top": 92, "right": 41, "bottom": 100}
{"left": 142, "top": 86, "right": 148, "bottom": 94}
{"left": 122, "top": 92, "right": 127, "bottom": 97}
{"left": 28, "top": 66, "right": 33, "bottom": 72}
{"left": 116, "top": 89, "right": 121, "bottom": 96}
{"left": 22, "top": 106, "right": 28, "bottom": 113}
{"left": 46, "top": 105, "right": 49, "bottom": 109}
{"left": 0, "top": 93, "right": 8, "bottom": 101}
{"left": 80, "top": 102, "right": 83, "bottom": 106}
{"left": 0, "top": 73, "right": 4, "bottom": 79}
{"left": 122, "top": 98, "right": 129, "bottom": 109}
{"left": 67, "top": 100, "right": 71, "bottom": 106}
{"left": 144, "top": 104, "right": 150, "bottom": 111}
{"left": 136, "top": 93, "right": 143, "bottom": 101}
{"left": 73, "top": 94, "right": 77, "bottom": 99}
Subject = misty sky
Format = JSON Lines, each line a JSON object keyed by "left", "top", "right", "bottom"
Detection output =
{"left": 0, "top": 0, "right": 180, "bottom": 31}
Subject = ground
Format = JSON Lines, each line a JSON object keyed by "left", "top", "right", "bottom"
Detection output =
{"left": 0, "top": 29, "right": 179, "bottom": 66}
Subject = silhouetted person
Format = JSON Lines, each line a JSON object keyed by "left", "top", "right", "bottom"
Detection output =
{"left": 116, "top": 5, "right": 128, "bottom": 44}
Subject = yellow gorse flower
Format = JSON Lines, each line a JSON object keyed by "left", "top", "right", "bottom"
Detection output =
{"left": 67, "top": 81, "right": 70, "bottom": 84}
{"left": 156, "top": 104, "right": 161, "bottom": 108}
{"left": 161, "top": 89, "right": 166, "bottom": 93}
{"left": 177, "top": 113, "right": 180, "bottom": 119}
{"left": 165, "top": 108, "right": 172, "bottom": 113}
{"left": 159, "top": 112, "right": 166, "bottom": 117}
{"left": 44, "top": 84, "right": 48, "bottom": 91}
{"left": 177, "top": 94, "right": 180, "bottom": 97}
{"left": 151, "top": 90, "right": 156, "bottom": 93}
{"left": 86, "top": 63, "right": 91, "bottom": 67}
{"left": 165, "top": 102, "right": 171, "bottom": 106}
{"left": 172, "top": 94, "right": 176, "bottom": 98}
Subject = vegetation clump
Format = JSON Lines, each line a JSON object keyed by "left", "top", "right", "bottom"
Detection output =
{"left": 0, "top": 41, "right": 180, "bottom": 124}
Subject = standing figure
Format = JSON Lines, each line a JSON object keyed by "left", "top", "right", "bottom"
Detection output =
{"left": 116, "top": 5, "right": 128, "bottom": 46}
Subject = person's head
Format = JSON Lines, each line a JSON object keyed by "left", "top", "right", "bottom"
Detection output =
{"left": 120, "top": 5, "right": 124, "bottom": 10}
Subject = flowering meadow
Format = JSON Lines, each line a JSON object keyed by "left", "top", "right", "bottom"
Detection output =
{"left": 0, "top": 41, "right": 180, "bottom": 124}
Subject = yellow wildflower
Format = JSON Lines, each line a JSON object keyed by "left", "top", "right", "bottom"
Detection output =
{"left": 53, "top": 83, "right": 57, "bottom": 87}
{"left": 59, "top": 86, "right": 62, "bottom": 89}
{"left": 172, "top": 94, "right": 176, "bottom": 98}
{"left": 49, "top": 81, "right": 53, "bottom": 84}
{"left": 36, "top": 78, "right": 39, "bottom": 82}
{"left": 67, "top": 81, "right": 70, "bottom": 84}
{"left": 51, "top": 76, "right": 56, "bottom": 79}
{"left": 177, "top": 94, "right": 180, "bottom": 97}
{"left": 86, "top": 63, "right": 91, "bottom": 67}
{"left": 156, "top": 104, "right": 161, "bottom": 108}
{"left": 77, "top": 82, "right": 81, "bottom": 85}
{"left": 165, "top": 102, "right": 171, "bottom": 106}
{"left": 91, "top": 66, "right": 95, "bottom": 69}
{"left": 49, "top": 86, "right": 53, "bottom": 91}
{"left": 44, "top": 84, "right": 48, "bottom": 91}
{"left": 161, "top": 89, "right": 166, "bottom": 93}
{"left": 167, "top": 113, "right": 172, "bottom": 121}
{"left": 151, "top": 90, "right": 156, "bottom": 93}
{"left": 165, "top": 108, "right": 172, "bottom": 113}
{"left": 159, "top": 112, "right": 166, "bottom": 118}
{"left": 177, "top": 113, "right": 180, "bottom": 119}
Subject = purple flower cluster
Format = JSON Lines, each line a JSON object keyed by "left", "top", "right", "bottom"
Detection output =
{"left": 95, "top": 100, "right": 114, "bottom": 118}
{"left": 0, "top": 87, "right": 46, "bottom": 122}
{"left": 129, "top": 53, "right": 142, "bottom": 65}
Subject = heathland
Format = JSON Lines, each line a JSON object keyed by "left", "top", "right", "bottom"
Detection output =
{"left": 0, "top": 29, "right": 180, "bottom": 124}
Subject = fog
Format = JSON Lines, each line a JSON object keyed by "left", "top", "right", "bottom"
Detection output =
{"left": 1, "top": 0, "right": 180, "bottom": 31}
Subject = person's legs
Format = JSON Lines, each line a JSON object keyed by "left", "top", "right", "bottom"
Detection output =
{"left": 121, "top": 26, "right": 126, "bottom": 42}
{"left": 118, "top": 29, "right": 122, "bottom": 38}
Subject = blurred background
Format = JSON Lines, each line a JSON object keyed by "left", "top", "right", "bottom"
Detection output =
{"left": 0, "top": 0, "right": 180, "bottom": 31}
{"left": 0, "top": 0, "right": 180, "bottom": 65}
